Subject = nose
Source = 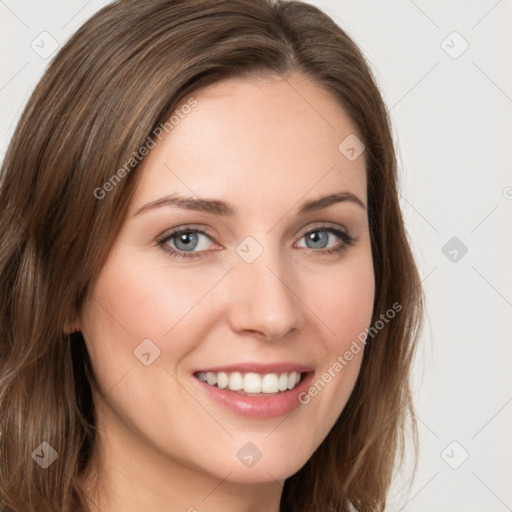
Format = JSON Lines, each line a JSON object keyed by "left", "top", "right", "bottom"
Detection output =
{"left": 225, "top": 241, "right": 303, "bottom": 340}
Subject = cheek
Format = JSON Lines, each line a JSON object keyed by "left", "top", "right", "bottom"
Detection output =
{"left": 296, "top": 253, "right": 374, "bottom": 424}
{"left": 84, "top": 245, "right": 224, "bottom": 343}
{"left": 79, "top": 247, "right": 232, "bottom": 392}
{"left": 306, "top": 251, "right": 375, "bottom": 348}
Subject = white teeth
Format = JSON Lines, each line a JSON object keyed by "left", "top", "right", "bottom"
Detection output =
{"left": 244, "top": 372, "right": 262, "bottom": 393}
{"left": 261, "top": 373, "right": 279, "bottom": 393}
{"left": 197, "top": 370, "right": 304, "bottom": 394}
{"left": 278, "top": 373, "right": 289, "bottom": 391}
{"left": 229, "top": 371, "right": 243, "bottom": 391}
{"left": 206, "top": 372, "right": 217, "bottom": 385}
{"left": 287, "top": 371, "right": 298, "bottom": 390}
{"left": 217, "top": 372, "right": 229, "bottom": 389}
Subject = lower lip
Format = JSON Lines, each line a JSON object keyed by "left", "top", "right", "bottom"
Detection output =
{"left": 194, "top": 372, "right": 315, "bottom": 418}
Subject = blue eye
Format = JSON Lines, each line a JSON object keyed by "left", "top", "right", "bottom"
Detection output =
{"left": 169, "top": 230, "right": 200, "bottom": 251}
{"left": 297, "top": 227, "right": 354, "bottom": 252}
{"left": 156, "top": 225, "right": 355, "bottom": 260}
{"left": 157, "top": 228, "right": 215, "bottom": 259}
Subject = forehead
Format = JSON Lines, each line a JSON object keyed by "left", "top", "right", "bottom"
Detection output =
{"left": 131, "top": 73, "right": 366, "bottom": 214}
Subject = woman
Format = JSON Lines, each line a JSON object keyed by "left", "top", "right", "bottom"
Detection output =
{"left": 0, "top": 0, "right": 423, "bottom": 511}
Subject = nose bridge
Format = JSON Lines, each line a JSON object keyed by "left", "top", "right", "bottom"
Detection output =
{"left": 226, "top": 233, "right": 301, "bottom": 338}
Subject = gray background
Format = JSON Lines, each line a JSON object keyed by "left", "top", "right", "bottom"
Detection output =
{"left": 1, "top": 1, "right": 511, "bottom": 510}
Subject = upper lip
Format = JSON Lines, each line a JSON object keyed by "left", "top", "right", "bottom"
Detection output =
{"left": 194, "top": 362, "right": 314, "bottom": 374}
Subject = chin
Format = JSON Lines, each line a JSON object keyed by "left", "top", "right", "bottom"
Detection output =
{"left": 198, "top": 442, "right": 314, "bottom": 485}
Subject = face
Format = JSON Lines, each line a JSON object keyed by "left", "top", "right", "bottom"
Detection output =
{"left": 79, "top": 73, "right": 374, "bottom": 489}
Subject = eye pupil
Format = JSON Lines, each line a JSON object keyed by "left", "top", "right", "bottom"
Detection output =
{"left": 175, "top": 231, "right": 198, "bottom": 251}
{"left": 306, "top": 230, "right": 328, "bottom": 249}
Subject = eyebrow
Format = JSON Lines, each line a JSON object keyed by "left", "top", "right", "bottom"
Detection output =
{"left": 133, "top": 190, "right": 366, "bottom": 217}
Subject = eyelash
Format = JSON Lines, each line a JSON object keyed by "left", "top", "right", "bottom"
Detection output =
{"left": 156, "top": 224, "right": 355, "bottom": 260}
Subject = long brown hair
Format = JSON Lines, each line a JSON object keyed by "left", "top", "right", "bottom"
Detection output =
{"left": 0, "top": 1, "right": 423, "bottom": 510}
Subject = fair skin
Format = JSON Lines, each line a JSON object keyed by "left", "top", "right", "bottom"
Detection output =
{"left": 77, "top": 72, "right": 374, "bottom": 512}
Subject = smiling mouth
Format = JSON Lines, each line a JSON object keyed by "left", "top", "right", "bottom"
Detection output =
{"left": 194, "top": 370, "right": 305, "bottom": 396}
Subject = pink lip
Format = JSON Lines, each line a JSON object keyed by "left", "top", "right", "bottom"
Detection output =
{"left": 194, "top": 362, "right": 314, "bottom": 374}
{"left": 193, "top": 370, "right": 315, "bottom": 418}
